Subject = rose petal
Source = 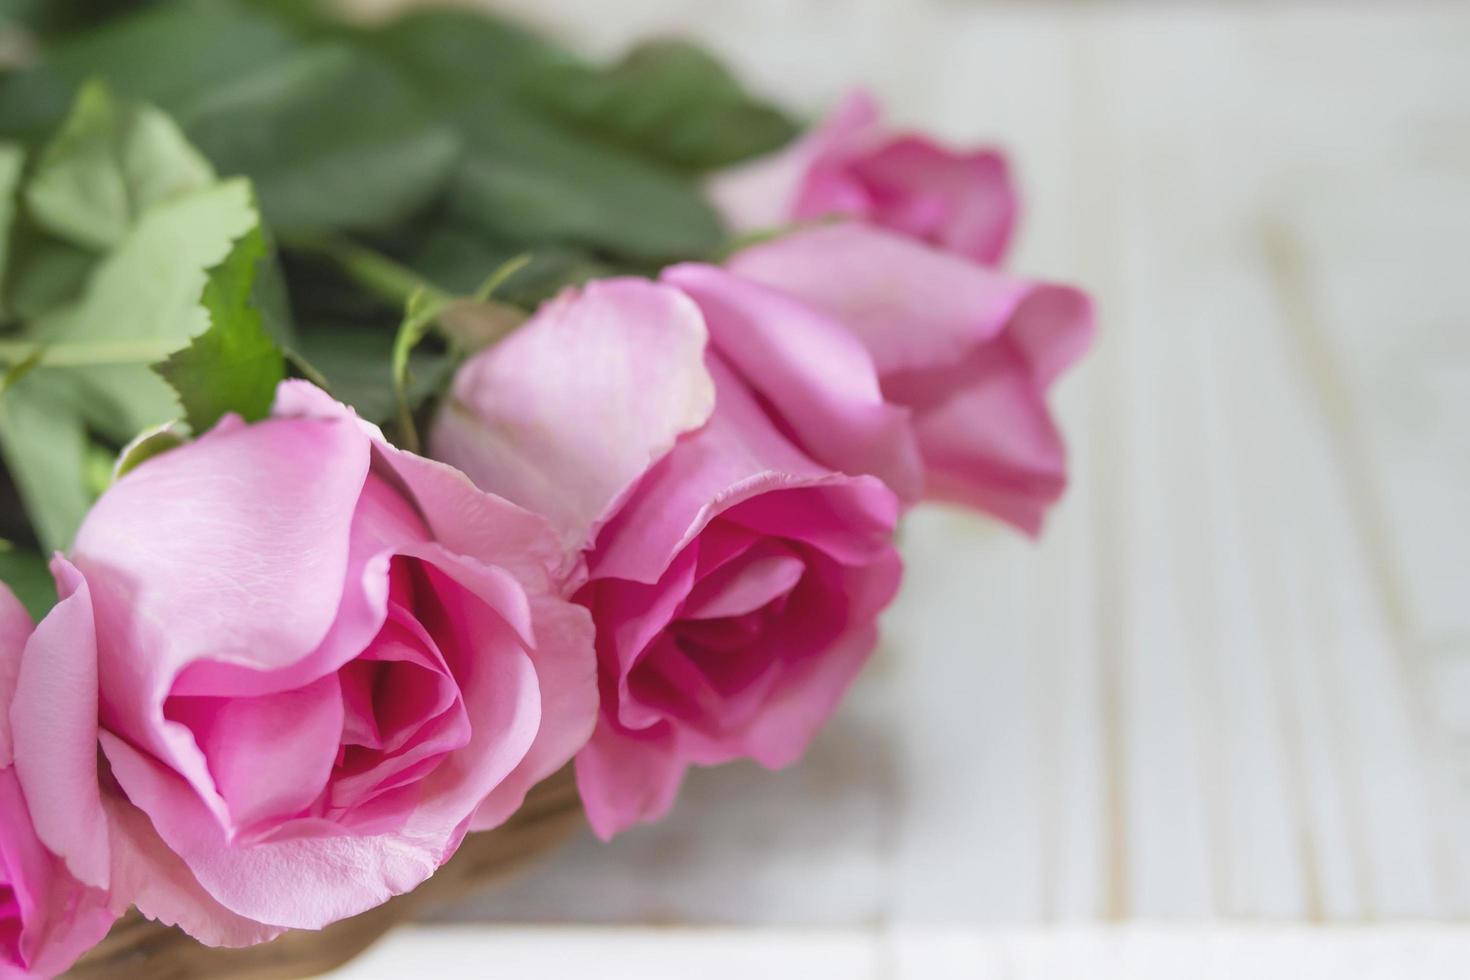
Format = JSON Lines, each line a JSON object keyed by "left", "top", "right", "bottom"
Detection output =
{"left": 431, "top": 279, "right": 716, "bottom": 557}
{"left": 11, "top": 560, "right": 108, "bottom": 890}
{"left": 575, "top": 716, "right": 684, "bottom": 841}
{"left": 662, "top": 263, "right": 924, "bottom": 503}
{"left": 0, "top": 586, "right": 32, "bottom": 767}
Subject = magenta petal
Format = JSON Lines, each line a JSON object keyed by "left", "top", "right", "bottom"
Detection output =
{"left": 575, "top": 717, "right": 685, "bottom": 841}
{"left": 681, "top": 549, "right": 804, "bottom": 621}
{"left": 430, "top": 279, "right": 716, "bottom": 557}
{"left": 847, "top": 137, "right": 1017, "bottom": 265}
{"left": 588, "top": 357, "right": 838, "bottom": 586}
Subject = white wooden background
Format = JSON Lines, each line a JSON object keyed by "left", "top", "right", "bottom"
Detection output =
{"left": 335, "top": 0, "right": 1470, "bottom": 974}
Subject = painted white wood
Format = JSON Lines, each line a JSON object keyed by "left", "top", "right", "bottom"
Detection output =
{"left": 342, "top": 0, "right": 1470, "bottom": 935}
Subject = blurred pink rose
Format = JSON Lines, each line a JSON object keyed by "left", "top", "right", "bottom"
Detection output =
{"left": 432, "top": 279, "right": 902, "bottom": 838}
{"left": 0, "top": 588, "right": 116, "bottom": 980}
{"left": 9, "top": 384, "right": 596, "bottom": 943}
{"left": 710, "top": 90, "right": 1018, "bottom": 265}
{"left": 726, "top": 223, "right": 1095, "bottom": 533}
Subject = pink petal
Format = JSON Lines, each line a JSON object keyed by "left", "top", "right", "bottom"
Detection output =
{"left": 0, "top": 768, "right": 117, "bottom": 978}
{"left": 848, "top": 137, "right": 1017, "bottom": 264}
{"left": 587, "top": 357, "right": 842, "bottom": 586}
{"left": 662, "top": 263, "right": 924, "bottom": 504}
{"left": 707, "top": 89, "right": 880, "bottom": 233}
{"left": 72, "top": 413, "right": 371, "bottom": 760}
{"left": 681, "top": 549, "right": 805, "bottom": 620}
{"left": 11, "top": 560, "right": 108, "bottom": 890}
{"left": 100, "top": 792, "right": 283, "bottom": 948}
{"left": 431, "top": 279, "right": 716, "bottom": 557}
{"left": 164, "top": 674, "right": 344, "bottom": 832}
{"left": 276, "top": 379, "right": 572, "bottom": 591}
{"left": 0, "top": 586, "right": 32, "bottom": 767}
{"left": 575, "top": 716, "right": 684, "bottom": 841}
{"left": 727, "top": 222, "right": 1090, "bottom": 377}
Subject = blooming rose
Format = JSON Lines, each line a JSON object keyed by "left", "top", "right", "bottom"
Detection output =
{"left": 431, "top": 279, "right": 903, "bottom": 838}
{"left": 722, "top": 223, "right": 1095, "bottom": 533}
{"left": 710, "top": 90, "right": 1017, "bottom": 265}
{"left": 9, "top": 383, "right": 596, "bottom": 943}
{"left": 0, "top": 587, "right": 116, "bottom": 979}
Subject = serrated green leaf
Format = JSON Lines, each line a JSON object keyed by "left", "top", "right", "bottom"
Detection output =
{"left": 0, "top": 546, "right": 55, "bottom": 622}
{"left": 27, "top": 177, "right": 259, "bottom": 441}
{"left": 155, "top": 222, "right": 284, "bottom": 433}
{"left": 24, "top": 80, "right": 216, "bottom": 251}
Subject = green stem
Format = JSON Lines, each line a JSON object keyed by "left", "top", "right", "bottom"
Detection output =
{"left": 284, "top": 234, "right": 448, "bottom": 309}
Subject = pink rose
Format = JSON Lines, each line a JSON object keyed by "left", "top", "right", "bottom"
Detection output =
{"left": 723, "top": 223, "right": 1095, "bottom": 533}
{"left": 432, "top": 279, "right": 903, "bottom": 838}
{"left": 0, "top": 588, "right": 116, "bottom": 980}
{"left": 8, "top": 384, "right": 596, "bottom": 943}
{"left": 710, "top": 90, "right": 1017, "bottom": 265}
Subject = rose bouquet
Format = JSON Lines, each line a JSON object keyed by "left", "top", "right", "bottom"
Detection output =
{"left": 0, "top": 2, "right": 1093, "bottom": 976}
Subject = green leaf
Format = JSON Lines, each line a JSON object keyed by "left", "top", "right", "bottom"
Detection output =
{"left": 0, "top": 0, "right": 306, "bottom": 141}
{"left": 0, "top": 86, "right": 265, "bottom": 551}
{"left": 0, "top": 372, "right": 90, "bottom": 552}
{"left": 178, "top": 42, "right": 459, "bottom": 236}
{"left": 24, "top": 79, "right": 216, "bottom": 251}
{"left": 0, "top": 142, "right": 26, "bottom": 317}
{"left": 154, "top": 222, "right": 285, "bottom": 433}
{"left": 365, "top": 9, "right": 725, "bottom": 261}
{"left": 529, "top": 40, "right": 799, "bottom": 173}
{"left": 28, "top": 177, "right": 259, "bottom": 440}
{"left": 0, "top": 546, "right": 55, "bottom": 622}
{"left": 446, "top": 99, "right": 723, "bottom": 261}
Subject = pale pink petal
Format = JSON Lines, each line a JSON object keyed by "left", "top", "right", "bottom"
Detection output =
{"left": 431, "top": 279, "right": 716, "bottom": 557}
{"left": 275, "top": 380, "right": 573, "bottom": 590}
{"left": 72, "top": 414, "right": 371, "bottom": 760}
{"left": 11, "top": 560, "right": 108, "bottom": 890}
{"left": 662, "top": 263, "right": 924, "bottom": 503}
{"left": 100, "top": 792, "right": 283, "bottom": 948}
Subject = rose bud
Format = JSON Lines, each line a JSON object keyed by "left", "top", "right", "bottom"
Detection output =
{"left": 710, "top": 89, "right": 1018, "bottom": 265}
{"left": 8, "top": 384, "right": 596, "bottom": 943}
